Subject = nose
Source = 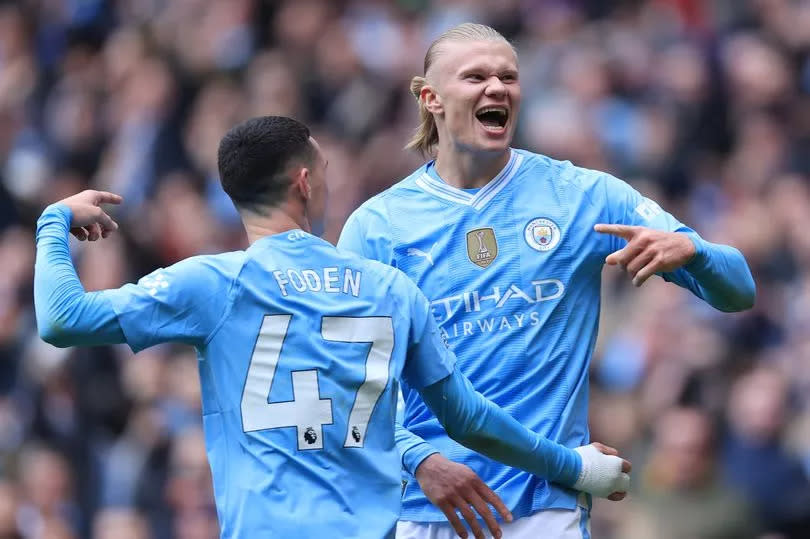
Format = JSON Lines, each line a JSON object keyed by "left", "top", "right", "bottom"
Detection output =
{"left": 484, "top": 76, "right": 506, "bottom": 97}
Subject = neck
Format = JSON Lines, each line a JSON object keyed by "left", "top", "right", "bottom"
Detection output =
{"left": 434, "top": 142, "right": 511, "bottom": 189}
{"left": 241, "top": 204, "right": 310, "bottom": 245}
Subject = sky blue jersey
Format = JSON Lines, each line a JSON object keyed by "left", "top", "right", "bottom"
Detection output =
{"left": 104, "top": 231, "right": 459, "bottom": 538}
{"left": 34, "top": 205, "right": 456, "bottom": 538}
{"left": 338, "top": 148, "right": 755, "bottom": 522}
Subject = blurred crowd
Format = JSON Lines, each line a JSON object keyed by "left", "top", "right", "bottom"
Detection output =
{"left": 1, "top": 0, "right": 809, "bottom": 537}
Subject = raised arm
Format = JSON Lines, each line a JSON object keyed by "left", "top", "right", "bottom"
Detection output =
{"left": 595, "top": 223, "right": 755, "bottom": 312}
{"left": 35, "top": 193, "right": 127, "bottom": 347}
{"left": 35, "top": 189, "right": 231, "bottom": 354}
{"left": 595, "top": 174, "right": 755, "bottom": 312}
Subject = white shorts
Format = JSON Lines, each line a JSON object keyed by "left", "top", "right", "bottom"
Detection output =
{"left": 396, "top": 502, "right": 591, "bottom": 539}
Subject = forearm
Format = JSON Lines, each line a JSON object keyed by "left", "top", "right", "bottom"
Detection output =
{"left": 395, "top": 419, "right": 439, "bottom": 475}
{"left": 669, "top": 232, "right": 756, "bottom": 312}
{"left": 421, "top": 368, "right": 581, "bottom": 487}
{"left": 34, "top": 205, "right": 125, "bottom": 347}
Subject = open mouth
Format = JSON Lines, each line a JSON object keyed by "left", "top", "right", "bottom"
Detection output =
{"left": 475, "top": 106, "right": 509, "bottom": 130}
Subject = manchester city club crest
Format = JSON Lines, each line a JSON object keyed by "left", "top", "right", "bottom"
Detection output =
{"left": 524, "top": 218, "right": 561, "bottom": 252}
{"left": 466, "top": 227, "right": 498, "bottom": 268}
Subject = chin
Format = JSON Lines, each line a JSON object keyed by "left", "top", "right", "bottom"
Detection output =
{"left": 475, "top": 138, "right": 511, "bottom": 153}
{"left": 473, "top": 125, "right": 514, "bottom": 151}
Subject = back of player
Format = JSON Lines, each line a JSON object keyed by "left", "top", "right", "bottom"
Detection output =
{"left": 201, "top": 230, "right": 447, "bottom": 538}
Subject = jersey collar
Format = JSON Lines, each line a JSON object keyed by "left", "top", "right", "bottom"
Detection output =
{"left": 415, "top": 149, "right": 523, "bottom": 211}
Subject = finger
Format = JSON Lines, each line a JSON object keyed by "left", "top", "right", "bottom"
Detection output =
{"left": 93, "top": 191, "right": 124, "bottom": 205}
{"left": 622, "top": 459, "right": 632, "bottom": 474}
{"left": 439, "top": 503, "right": 468, "bottom": 539}
{"left": 605, "top": 240, "right": 645, "bottom": 267}
{"left": 71, "top": 227, "right": 89, "bottom": 241}
{"left": 591, "top": 442, "right": 618, "bottom": 456}
{"left": 607, "top": 492, "right": 627, "bottom": 502}
{"left": 594, "top": 224, "right": 639, "bottom": 240}
{"left": 454, "top": 497, "right": 485, "bottom": 539}
{"left": 632, "top": 259, "right": 660, "bottom": 287}
{"left": 476, "top": 482, "right": 512, "bottom": 523}
{"left": 93, "top": 208, "right": 119, "bottom": 233}
{"left": 87, "top": 223, "right": 101, "bottom": 241}
{"left": 625, "top": 249, "right": 655, "bottom": 277}
{"left": 466, "top": 489, "right": 502, "bottom": 538}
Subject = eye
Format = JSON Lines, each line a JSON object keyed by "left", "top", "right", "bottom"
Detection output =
{"left": 501, "top": 73, "right": 518, "bottom": 82}
{"left": 464, "top": 73, "right": 484, "bottom": 82}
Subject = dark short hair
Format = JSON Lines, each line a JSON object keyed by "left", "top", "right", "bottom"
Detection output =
{"left": 217, "top": 116, "right": 315, "bottom": 212}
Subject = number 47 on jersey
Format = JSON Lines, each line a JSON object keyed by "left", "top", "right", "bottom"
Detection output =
{"left": 240, "top": 315, "right": 394, "bottom": 450}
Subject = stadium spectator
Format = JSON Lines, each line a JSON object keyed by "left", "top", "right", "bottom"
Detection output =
{"left": 0, "top": 1, "right": 807, "bottom": 537}
{"left": 620, "top": 407, "right": 758, "bottom": 539}
{"left": 724, "top": 367, "right": 810, "bottom": 536}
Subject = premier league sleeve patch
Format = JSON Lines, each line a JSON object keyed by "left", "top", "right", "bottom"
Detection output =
{"left": 524, "top": 218, "right": 561, "bottom": 252}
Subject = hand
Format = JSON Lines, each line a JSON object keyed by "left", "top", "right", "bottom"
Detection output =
{"left": 57, "top": 190, "right": 123, "bottom": 241}
{"left": 572, "top": 442, "right": 632, "bottom": 500}
{"left": 590, "top": 443, "right": 631, "bottom": 501}
{"left": 594, "top": 224, "right": 696, "bottom": 287}
{"left": 414, "top": 453, "right": 512, "bottom": 539}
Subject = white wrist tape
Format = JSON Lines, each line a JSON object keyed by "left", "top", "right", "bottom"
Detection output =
{"left": 572, "top": 444, "right": 630, "bottom": 498}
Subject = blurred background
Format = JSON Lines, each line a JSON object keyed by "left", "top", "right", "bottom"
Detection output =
{"left": 1, "top": 0, "right": 809, "bottom": 537}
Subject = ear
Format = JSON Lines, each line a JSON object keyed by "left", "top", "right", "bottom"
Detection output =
{"left": 291, "top": 167, "right": 312, "bottom": 201}
{"left": 421, "top": 84, "right": 443, "bottom": 114}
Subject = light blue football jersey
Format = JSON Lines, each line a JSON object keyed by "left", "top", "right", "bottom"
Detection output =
{"left": 102, "top": 230, "right": 455, "bottom": 538}
{"left": 338, "top": 148, "right": 754, "bottom": 521}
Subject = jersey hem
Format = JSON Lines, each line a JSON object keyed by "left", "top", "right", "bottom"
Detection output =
{"left": 399, "top": 498, "right": 578, "bottom": 523}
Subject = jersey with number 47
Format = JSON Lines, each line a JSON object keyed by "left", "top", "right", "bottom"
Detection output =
{"left": 102, "top": 230, "right": 455, "bottom": 538}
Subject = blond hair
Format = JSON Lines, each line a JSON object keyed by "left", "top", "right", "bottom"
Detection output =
{"left": 406, "top": 23, "right": 515, "bottom": 157}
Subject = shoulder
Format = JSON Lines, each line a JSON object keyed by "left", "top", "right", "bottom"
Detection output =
{"left": 144, "top": 251, "right": 247, "bottom": 293}
{"left": 172, "top": 250, "right": 246, "bottom": 276}
{"left": 348, "top": 255, "right": 397, "bottom": 283}
{"left": 515, "top": 149, "right": 612, "bottom": 191}
{"left": 354, "top": 256, "right": 419, "bottom": 297}
{"left": 349, "top": 166, "right": 428, "bottom": 218}
{"left": 514, "top": 148, "right": 628, "bottom": 208}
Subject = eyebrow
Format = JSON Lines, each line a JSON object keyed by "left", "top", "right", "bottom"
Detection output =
{"left": 458, "top": 66, "right": 519, "bottom": 76}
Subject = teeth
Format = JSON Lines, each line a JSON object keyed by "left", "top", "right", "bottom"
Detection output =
{"left": 477, "top": 107, "right": 507, "bottom": 116}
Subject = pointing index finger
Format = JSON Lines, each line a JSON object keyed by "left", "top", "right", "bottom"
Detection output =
{"left": 593, "top": 224, "right": 638, "bottom": 240}
{"left": 94, "top": 191, "right": 124, "bottom": 205}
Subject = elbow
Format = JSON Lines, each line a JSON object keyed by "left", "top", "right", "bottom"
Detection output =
{"left": 737, "top": 286, "right": 756, "bottom": 312}
{"left": 37, "top": 319, "right": 73, "bottom": 348}
{"left": 732, "top": 256, "right": 757, "bottom": 312}
{"left": 714, "top": 281, "right": 756, "bottom": 313}
{"left": 445, "top": 426, "right": 466, "bottom": 445}
{"left": 444, "top": 420, "right": 487, "bottom": 449}
{"left": 728, "top": 274, "right": 757, "bottom": 312}
{"left": 440, "top": 419, "right": 476, "bottom": 447}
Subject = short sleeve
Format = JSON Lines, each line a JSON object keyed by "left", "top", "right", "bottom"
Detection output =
{"left": 102, "top": 256, "right": 233, "bottom": 353}
{"left": 398, "top": 272, "right": 456, "bottom": 389}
